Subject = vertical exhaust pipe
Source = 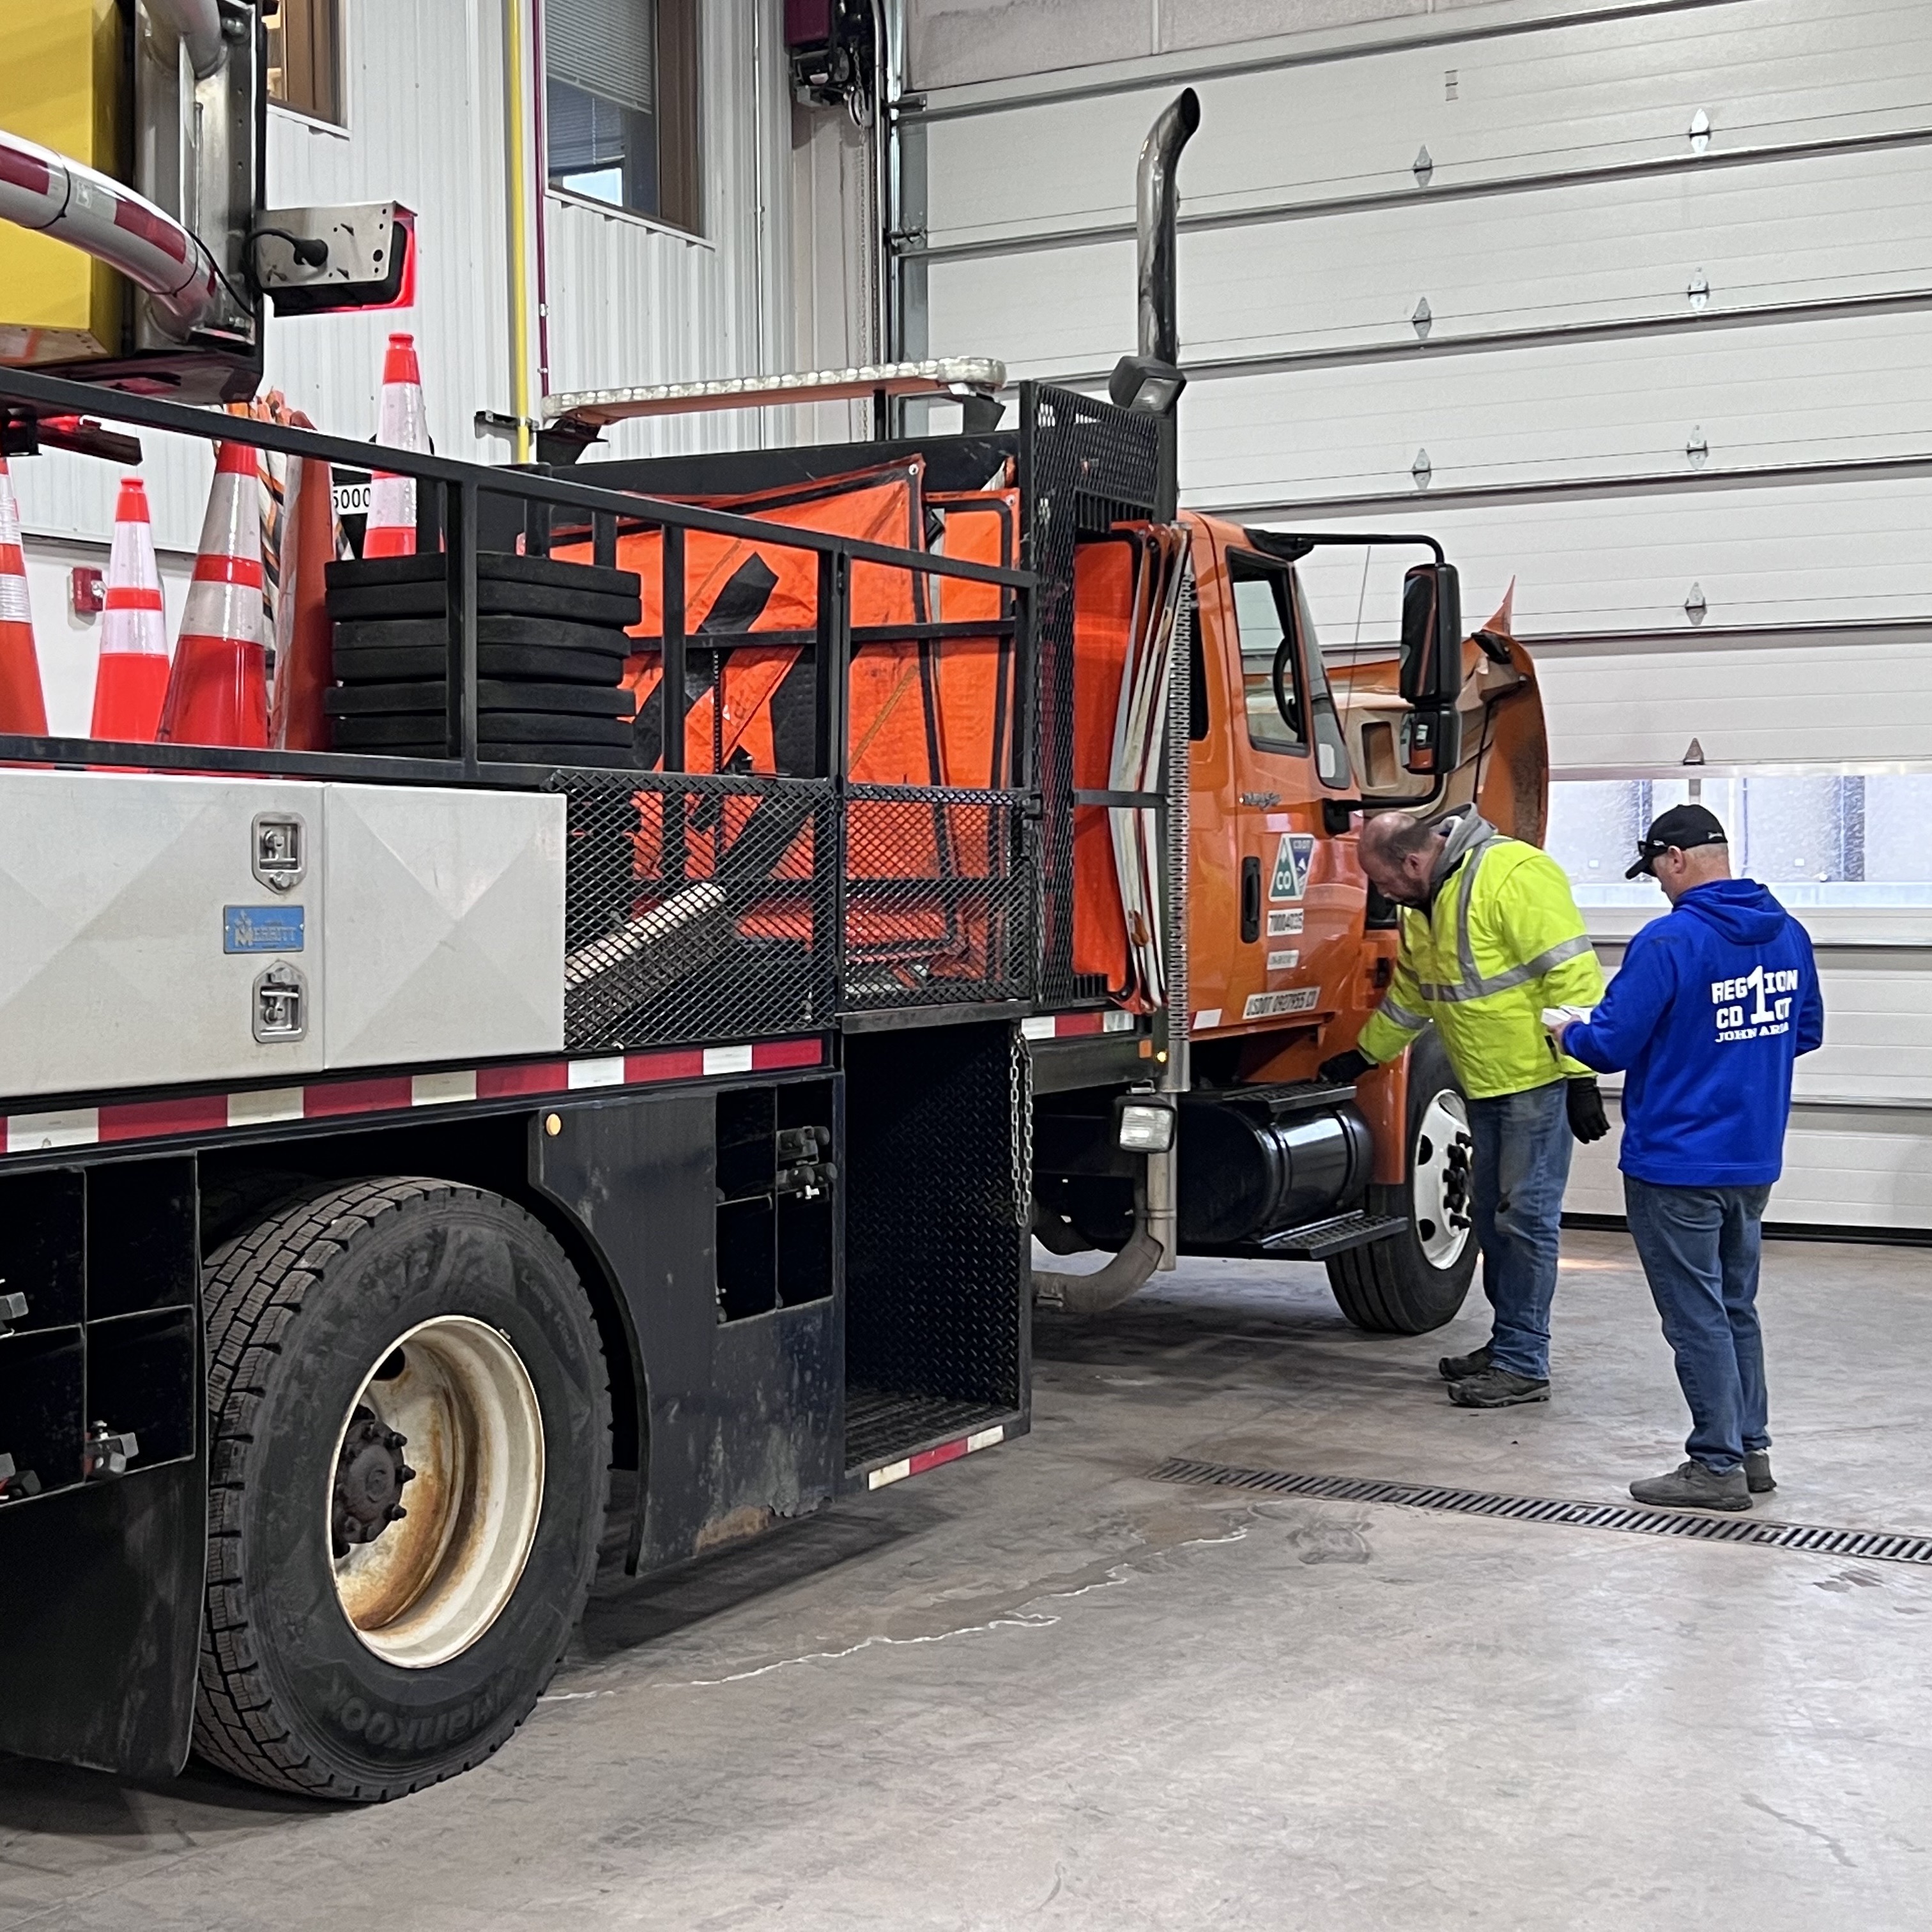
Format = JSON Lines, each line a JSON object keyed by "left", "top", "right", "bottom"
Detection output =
{"left": 1110, "top": 87, "right": 1199, "bottom": 417}
{"left": 1036, "top": 89, "right": 1201, "bottom": 1317}
{"left": 1136, "top": 86, "right": 1200, "bottom": 368}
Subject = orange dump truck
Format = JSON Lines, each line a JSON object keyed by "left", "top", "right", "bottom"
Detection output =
{"left": 531, "top": 88, "right": 1552, "bottom": 1343}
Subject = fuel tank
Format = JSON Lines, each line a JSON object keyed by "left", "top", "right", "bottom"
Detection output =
{"left": 1177, "top": 1084, "right": 1372, "bottom": 1247}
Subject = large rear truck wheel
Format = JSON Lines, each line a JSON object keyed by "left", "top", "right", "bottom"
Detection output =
{"left": 194, "top": 1178, "right": 611, "bottom": 1800}
{"left": 1326, "top": 1029, "right": 1478, "bottom": 1335}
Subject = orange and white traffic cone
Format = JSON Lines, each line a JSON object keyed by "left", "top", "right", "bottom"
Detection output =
{"left": 91, "top": 476, "right": 171, "bottom": 742}
{"left": 365, "top": 330, "right": 429, "bottom": 558}
{"left": 0, "top": 457, "right": 47, "bottom": 735}
{"left": 158, "top": 441, "right": 268, "bottom": 747}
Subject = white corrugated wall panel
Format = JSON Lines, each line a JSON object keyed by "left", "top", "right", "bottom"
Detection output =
{"left": 548, "top": 0, "right": 800, "bottom": 463}
{"left": 261, "top": 0, "right": 514, "bottom": 466}
{"left": 19, "top": 540, "right": 194, "bottom": 739}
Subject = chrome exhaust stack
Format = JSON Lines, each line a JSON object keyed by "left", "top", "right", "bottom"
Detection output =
{"left": 1108, "top": 87, "right": 1199, "bottom": 418}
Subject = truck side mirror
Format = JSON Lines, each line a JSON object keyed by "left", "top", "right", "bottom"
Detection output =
{"left": 1399, "top": 562, "right": 1463, "bottom": 776}
{"left": 1398, "top": 563, "right": 1462, "bottom": 709}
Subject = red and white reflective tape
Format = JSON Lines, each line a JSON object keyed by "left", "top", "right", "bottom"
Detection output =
{"left": 1020, "top": 1009, "right": 1135, "bottom": 1042}
{"left": 0, "top": 130, "right": 219, "bottom": 334}
{"left": 2, "top": 1036, "right": 827, "bottom": 1157}
{"left": 866, "top": 1422, "right": 1006, "bottom": 1491}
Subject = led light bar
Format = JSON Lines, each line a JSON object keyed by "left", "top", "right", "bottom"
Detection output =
{"left": 542, "top": 357, "right": 1006, "bottom": 429}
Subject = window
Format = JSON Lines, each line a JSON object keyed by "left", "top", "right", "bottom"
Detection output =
{"left": 1546, "top": 775, "right": 1932, "bottom": 908}
{"left": 546, "top": 0, "right": 702, "bottom": 232}
{"left": 265, "top": 0, "right": 342, "bottom": 124}
{"left": 1227, "top": 557, "right": 1351, "bottom": 785}
{"left": 1230, "top": 563, "right": 1305, "bottom": 756}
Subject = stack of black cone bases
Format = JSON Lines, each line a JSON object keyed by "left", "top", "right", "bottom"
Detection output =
{"left": 325, "top": 553, "right": 643, "bottom": 767}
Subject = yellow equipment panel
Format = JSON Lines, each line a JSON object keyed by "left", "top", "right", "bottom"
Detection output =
{"left": 0, "top": 0, "right": 125, "bottom": 365}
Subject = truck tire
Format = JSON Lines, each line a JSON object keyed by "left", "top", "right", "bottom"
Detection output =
{"left": 1326, "top": 1029, "right": 1478, "bottom": 1335}
{"left": 194, "top": 1177, "right": 611, "bottom": 1802}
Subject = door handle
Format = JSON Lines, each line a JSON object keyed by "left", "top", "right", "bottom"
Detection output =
{"left": 1240, "top": 855, "right": 1261, "bottom": 944}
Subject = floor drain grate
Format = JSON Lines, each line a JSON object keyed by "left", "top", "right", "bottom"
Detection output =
{"left": 1149, "top": 1457, "right": 1932, "bottom": 1567}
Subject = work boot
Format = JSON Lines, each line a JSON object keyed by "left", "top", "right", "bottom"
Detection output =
{"left": 1438, "top": 1343, "right": 1492, "bottom": 1382}
{"left": 1446, "top": 1366, "right": 1550, "bottom": 1408}
{"left": 1745, "top": 1450, "right": 1775, "bottom": 1494}
{"left": 1629, "top": 1460, "right": 1751, "bottom": 1512}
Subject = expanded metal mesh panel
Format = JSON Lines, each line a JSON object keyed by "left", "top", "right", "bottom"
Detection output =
{"left": 841, "top": 785, "right": 1031, "bottom": 1011}
{"left": 845, "top": 1025, "right": 1025, "bottom": 1418}
{"left": 549, "top": 770, "right": 836, "bottom": 1051}
{"left": 1019, "top": 385, "right": 1165, "bottom": 1008}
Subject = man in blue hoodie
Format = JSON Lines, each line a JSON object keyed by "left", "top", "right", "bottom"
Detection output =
{"left": 1547, "top": 804, "right": 1823, "bottom": 1512}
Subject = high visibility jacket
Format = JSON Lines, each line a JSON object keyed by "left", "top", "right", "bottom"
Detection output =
{"left": 1358, "top": 811, "right": 1605, "bottom": 1099}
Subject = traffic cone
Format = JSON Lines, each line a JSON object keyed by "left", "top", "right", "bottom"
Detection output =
{"left": 91, "top": 477, "right": 171, "bottom": 742}
{"left": 365, "top": 331, "right": 429, "bottom": 558}
{"left": 268, "top": 452, "right": 337, "bottom": 750}
{"left": 0, "top": 459, "right": 47, "bottom": 735}
{"left": 158, "top": 441, "right": 268, "bottom": 747}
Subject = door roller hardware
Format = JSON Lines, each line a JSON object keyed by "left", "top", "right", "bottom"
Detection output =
{"left": 82, "top": 1422, "right": 140, "bottom": 1481}
{"left": 252, "top": 813, "right": 307, "bottom": 893}
{"left": 253, "top": 962, "right": 308, "bottom": 1043}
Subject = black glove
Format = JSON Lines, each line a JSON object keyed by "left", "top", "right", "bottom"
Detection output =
{"left": 1319, "top": 1049, "right": 1374, "bottom": 1085}
{"left": 1566, "top": 1078, "right": 1609, "bottom": 1144}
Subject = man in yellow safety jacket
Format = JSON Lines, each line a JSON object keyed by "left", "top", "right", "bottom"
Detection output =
{"left": 1320, "top": 804, "right": 1608, "bottom": 1408}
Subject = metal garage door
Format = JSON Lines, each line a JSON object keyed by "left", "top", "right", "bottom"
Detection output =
{"left": 901, "top": 0, "right": 1932, "bottom": 1230}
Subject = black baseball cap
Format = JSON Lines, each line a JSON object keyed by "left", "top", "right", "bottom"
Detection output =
{"left": 1625, "top": 802, "right": 1729, "bottom": 878}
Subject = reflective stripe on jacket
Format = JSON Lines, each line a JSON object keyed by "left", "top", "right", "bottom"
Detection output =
{"left": 1358, "top": 815, "right": 1605, "bottom": 1098}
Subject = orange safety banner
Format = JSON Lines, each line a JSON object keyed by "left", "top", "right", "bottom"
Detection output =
{"left": 921, "top": 489, "right": 1019, "bottom": 889}
{"left": 1071, "top": 537, "right": 1137, "bottom": 996}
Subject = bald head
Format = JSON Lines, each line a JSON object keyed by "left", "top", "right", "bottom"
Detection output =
{"left": 1359, "top": 811, "right": 1441, "bottom": 906}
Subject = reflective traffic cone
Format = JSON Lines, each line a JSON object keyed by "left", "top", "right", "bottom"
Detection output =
{"left": 0, "top": 458, "right": 47, "bottom": 734}
{"left": 365, "top": 331, "right": 429, "bottom": 558}
{"left": 91, "top": 477, "right": 170, "bottom": 742}
{"left": 268, "top": 453, "right": 337, "bottom": 750}
{"left": 158, "top": 441, "right": 268, "bottom": 747}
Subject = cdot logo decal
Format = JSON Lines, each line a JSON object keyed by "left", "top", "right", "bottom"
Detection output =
{"left": 1711, "top": 964, "right": 1800, "bottom": 1043}
{"left": 1269, "top": 834, "right": 1315, "bottom": 902}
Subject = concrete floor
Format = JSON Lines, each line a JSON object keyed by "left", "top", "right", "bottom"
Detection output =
{"left": 6, "top": 1227, "right": 1932, "bottom": 1929}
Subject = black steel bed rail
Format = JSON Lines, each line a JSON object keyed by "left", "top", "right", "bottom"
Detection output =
{"left": 0, "top": 365, "right": 1035, "bottom": 792}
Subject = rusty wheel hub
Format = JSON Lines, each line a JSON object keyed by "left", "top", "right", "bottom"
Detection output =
{"left": 330, "top": 1406, "right": 417, "bottom": 1560}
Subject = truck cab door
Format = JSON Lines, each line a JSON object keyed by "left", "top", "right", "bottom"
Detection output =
{"left": 1214, "top": 545, "right": 1361, "bottom": 1036}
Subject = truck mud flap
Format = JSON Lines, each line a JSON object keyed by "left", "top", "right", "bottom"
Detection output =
{"left": 0, "top": 1458, "right": 205, "bottom": 1779}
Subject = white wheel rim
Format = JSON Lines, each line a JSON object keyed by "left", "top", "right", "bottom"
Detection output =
{"left": 328, "top": 1315, "right": 545, "bottom": 1671}
{"left": 1412, "top": 1090, "right": 1474, "bottom": 1271}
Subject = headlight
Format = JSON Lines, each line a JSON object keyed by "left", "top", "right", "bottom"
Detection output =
{"left": 1117, "top": 1101, "right": 1176, "bottom": 1153}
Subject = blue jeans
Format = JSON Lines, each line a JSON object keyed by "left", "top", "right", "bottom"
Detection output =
{"left": 1623, "top": 1176, "right": 1773, "bottom": 1473}
{"left": 1466, "top": 1080, "right": 1574, "bottom": 1381}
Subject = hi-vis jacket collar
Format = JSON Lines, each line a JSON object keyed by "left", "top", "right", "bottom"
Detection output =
{"left": 1422, "top": 805, "right": 1498, "bottom": 914}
